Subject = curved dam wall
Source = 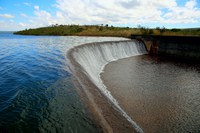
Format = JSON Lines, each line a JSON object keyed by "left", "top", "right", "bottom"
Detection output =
{"left": 131, "top": 35, "right": 200, "bottom": 60}
{"left": 67, "top": 40, "right": 147, "bottom": 133}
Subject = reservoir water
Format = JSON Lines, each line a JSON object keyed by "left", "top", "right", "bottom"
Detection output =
{"left": 102, "top": 55, "right": 200, "bottom": 133}
{"left": 0, "top": 32, "right": 126, "bottom": 132}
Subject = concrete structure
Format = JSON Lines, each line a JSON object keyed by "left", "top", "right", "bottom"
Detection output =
{"left": 131, "top": 35, "right": 200, "bottom": 60}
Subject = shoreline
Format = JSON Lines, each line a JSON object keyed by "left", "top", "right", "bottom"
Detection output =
{"left": 13, "top": 25, "right": 200, "bottom": 37}
{"left": 13, "top": 34, "right": 131, "bottom": 38}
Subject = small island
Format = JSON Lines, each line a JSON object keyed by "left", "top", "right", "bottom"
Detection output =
{"left": 14, "top": 24, "right": 200, "bottom": 38}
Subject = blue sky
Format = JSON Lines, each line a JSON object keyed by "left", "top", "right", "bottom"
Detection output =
{"left": 0, "top": 0, "right": 200, "bottom": 31}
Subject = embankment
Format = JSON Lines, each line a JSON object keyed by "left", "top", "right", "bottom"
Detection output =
{"left": 67, "top": 40, "right": 147, "bottom": 133}
{"left": 131, "top": 35, "right": 200, "bottom": 60}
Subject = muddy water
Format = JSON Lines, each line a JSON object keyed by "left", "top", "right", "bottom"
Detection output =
{"left": 102, "top": 55, "right": 200, "bottom": 133}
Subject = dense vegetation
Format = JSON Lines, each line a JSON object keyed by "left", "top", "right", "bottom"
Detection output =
{"left": 14, "top": 24, "right": 200, "bottom": 38}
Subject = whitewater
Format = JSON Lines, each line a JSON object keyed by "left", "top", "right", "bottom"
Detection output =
{"left": 67, "top": 40, "right": 147, "bottom": 133}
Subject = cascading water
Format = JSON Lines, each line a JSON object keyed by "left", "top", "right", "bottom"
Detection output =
{"left": 68, "top": 40, "right": 147, "bottom": 133}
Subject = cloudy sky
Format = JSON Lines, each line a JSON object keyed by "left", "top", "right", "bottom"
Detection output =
{"left": 0, "top": 0, "right": 200, "bottom": 31}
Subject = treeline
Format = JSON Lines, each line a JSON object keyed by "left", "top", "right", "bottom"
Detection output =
{"left": 14, "top": 24, "right": 200, "bottom": 37}
{"left": 136, "top": 25, "right": 198, "bottom": 35}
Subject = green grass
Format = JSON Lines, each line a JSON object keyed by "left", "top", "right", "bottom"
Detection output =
{"left": 14, "top": 25, "right": 200, "bottom": 38}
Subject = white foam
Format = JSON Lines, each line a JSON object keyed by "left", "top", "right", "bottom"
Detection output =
{"left": 70, "top": 40, "right": 147, "bottom": 133}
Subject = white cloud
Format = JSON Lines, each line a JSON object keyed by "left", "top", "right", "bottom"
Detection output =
{"left": 9, "top": 19, "right": 14, "bottom": 23}
{"left": 29, "top": 20, "right": 34, "bottom": 23}
{"left": 33, "top": 8, "right": 55, "bottom": 26}
{"left": 23, "top": 2, "right": 31, "bottom": 6}
{"left": 164, "top": 0, "right": 200, "bottom": 24}
{"left": 0, "top": 20, "right": 27, "bottom": 31}
{"left": 20, "top": 13, "right": 28, "bottom": 17}
{"left": 2, "top": 0, "right": 200, "bottom": 31}
{"left": 19, "top": 22, "right": 27, "bottom": 27}
{"left": 34, "top": 5, "right": 39, "bottom": 10}
{"left": 55, "top": 0, "right": 199, "bottom": 25}
{"left": 185, "top": 0, "right": 197, "bottom": 9}
{"left": 0, "top": 14, "right": 14, "bottom": 18}
{"left": 54, "top": 0, "right": 179, "bottom": 25}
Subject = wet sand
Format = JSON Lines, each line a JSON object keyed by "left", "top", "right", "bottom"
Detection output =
{"left": 101, "top": 55, "right": 200, "bottom": 133}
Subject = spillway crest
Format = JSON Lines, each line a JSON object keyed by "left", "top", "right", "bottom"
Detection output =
{"left": 68, "top": 40, "right": 147, "bottom": 133}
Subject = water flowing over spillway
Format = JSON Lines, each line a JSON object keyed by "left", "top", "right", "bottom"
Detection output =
{"left": 68, "top": 40, "right": 147, "bottom": 132}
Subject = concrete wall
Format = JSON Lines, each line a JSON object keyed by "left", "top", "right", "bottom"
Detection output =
{"left": 131, "top": 35, "right": 200, "bottom": 60}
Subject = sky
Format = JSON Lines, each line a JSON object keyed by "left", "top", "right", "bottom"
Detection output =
{"left": 0, "top": 0, "right": 200, "bottom": 31}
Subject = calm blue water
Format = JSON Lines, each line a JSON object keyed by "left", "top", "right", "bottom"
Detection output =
{"left": 0, "top": 32, "right": 126, "bottom": 132}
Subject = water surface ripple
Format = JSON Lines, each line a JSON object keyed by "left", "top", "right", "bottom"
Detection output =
{"left": 0, "top": 32, "right": 126, "bottom": 132}
{"left": 102, "top": 55, "right": 200, "bottom": 133}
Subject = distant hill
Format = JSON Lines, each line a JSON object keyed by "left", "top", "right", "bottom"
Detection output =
{"left": 14, "top": 25, "right": 200, "bottom": 38}
{"left": 183, "top": 27, "right": 200, "bottom": 30}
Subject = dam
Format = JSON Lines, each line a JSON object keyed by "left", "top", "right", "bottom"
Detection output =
{"left": 67, "top": 39, "right": 200, "bottom": 132}
{"left": 131, "top": 35, "right": 200, "bottom": 59}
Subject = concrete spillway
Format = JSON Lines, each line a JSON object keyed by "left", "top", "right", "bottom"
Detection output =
{"left": 67, "top": 40, "right": 147, "bottom": 133}
{"left": 131, "top": 35, "right": 200, "bottom": 59}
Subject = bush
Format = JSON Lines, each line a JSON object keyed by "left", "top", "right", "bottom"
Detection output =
{"left": 170, "top": 28, "right": 181, "bottom": 32}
